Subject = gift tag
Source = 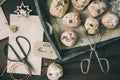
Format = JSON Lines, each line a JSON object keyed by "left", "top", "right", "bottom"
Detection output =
{"left": 33, "top": 41, "right": 57, "bottom": 60}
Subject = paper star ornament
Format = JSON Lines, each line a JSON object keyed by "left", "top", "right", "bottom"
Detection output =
{"left": 14, "top": 2, "right": 32, "bottom": 16}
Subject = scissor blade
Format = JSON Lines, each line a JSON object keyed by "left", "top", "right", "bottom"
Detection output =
{"left": 7, "top": 44, "right": 22, "bottom": 62}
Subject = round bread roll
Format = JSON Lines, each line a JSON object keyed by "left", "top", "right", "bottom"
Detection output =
{"left": 71, "top": 0, "right": 91, "bottom": 10}
{"left": 84, "top": 17, "right": 99, "bottom": 34}
{"left": 88, "top": 1, "right": 107, "bottom": 17}
{"left": 47, "top": 63, "right": 63, "bottom": 80}
{"left": 61, "top": 30, "right": 77, "bottom": 47}
{"left": 62, "top": 12, "right": 81, "bottom": 27}
{"left": 102, "top": 12, "right": 119, "bottom": 29}
{"left": 49, "top": 0, "right": 70, "bottom": 17}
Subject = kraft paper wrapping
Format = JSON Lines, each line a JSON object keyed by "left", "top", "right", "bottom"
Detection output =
{"left": 0, "top": 7, "right": 9, "bottom": 40}
{"left": 7, "top": 14, "right": 44, "bottom": 75}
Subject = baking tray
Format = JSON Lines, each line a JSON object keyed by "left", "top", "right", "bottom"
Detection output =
{"left": 34, "top": 0, "right": 120, "bottom": 61}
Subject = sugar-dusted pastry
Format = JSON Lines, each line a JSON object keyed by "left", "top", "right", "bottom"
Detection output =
{"left": 61, "top": 30, "right": 77, "bottom": 47}
{"left": 102, "top": 12, "right": 119, "bottom": 29}
{"left": 71, "top": 0, "right": 91, "bottom": 10}
{"left": 49, "top": 0, "right": 70, "bottom": 17}
{"left": 84, "top": 17, "right": 99, "bottom": 34}
{"left": 47, "top": 63, "right": 63, "bottom": 80}
{"left": 62, "top": 12, "right": 81, "bottom": 27}
{"left": 88, "top": 1, "right": 107, "bottom": 17}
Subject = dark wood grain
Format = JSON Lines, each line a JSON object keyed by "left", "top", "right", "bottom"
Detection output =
{"left": 0, "top": 38, "right": 120, "bottom": 80}
{"left": 0, "top": 0, "right": 120, "bottom": 80}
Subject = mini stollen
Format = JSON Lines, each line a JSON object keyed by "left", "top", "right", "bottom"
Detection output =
{"left": 71, "top": 0, "right": 91, "bottom": 10}
{"left": 88, "top": 1, "right": 107, "bottom": 17}
{"left": 47, "top": 63, "right": 63, "bottom": 80}
{"left": 49, "top": 0, "right": 70, "bottom": 17}
{"left": 61, "top": 30, "right": 77, "bottom": 47}
{"left": 102, "top": 12, "right": 119, "bottom": 29}
{"left": 84, "top": 17, "right": 99, "bottom": 34}
{"left": 62, "top": 12, "right": 81, "bottom": 27}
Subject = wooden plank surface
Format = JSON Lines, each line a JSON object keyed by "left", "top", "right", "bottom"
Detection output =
{"left": 0, "top": 38, "right": 120, "bottom": 80}
{"left": 0, "top": 0, "right": 120, "bottom": 79}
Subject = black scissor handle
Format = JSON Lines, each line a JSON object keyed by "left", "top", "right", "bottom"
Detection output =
{"left": 4, "top": 44, "right": 21, "bottom": 62}
{"left": 4, "top": 36, "right": 31, "bottom": 62}
{"left": 16, "top": 36, "right": 31, "bottom": 58}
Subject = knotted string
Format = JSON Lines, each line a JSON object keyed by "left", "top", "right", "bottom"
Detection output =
{"left": 0, "top": 61, "right": 32, "bottom": 80}
{"left": 10, "top": 62, "right": 31, "bottom": 80}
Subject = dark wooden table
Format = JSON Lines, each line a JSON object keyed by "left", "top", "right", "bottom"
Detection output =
{"left": 0, "top": 36, "right": 120, "bottom": 80}
{"left": 0, "top": 0, "right": 120, "bottom": 80}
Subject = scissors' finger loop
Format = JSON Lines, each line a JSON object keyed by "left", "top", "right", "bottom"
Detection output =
{"left": 4, "top": 44, "right": 22, "bottom": 62}
{"left": 94, "top": 51, "right": 110, "bottom": 73}
{"left": 99, "top": 58, "right": 110, "bottom": 73}
{"left": 16, "top": 36, "right": 31, "bottom": 57}
{"left": 80, "top": 59, "right": 91, "bottom": 74}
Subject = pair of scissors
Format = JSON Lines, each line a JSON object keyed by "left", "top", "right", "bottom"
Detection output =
{"left": 80, "top": 27, "right": 110, "bottom": 74}
{"left": 4, "top": 36, "right": 33, "bottom": 73}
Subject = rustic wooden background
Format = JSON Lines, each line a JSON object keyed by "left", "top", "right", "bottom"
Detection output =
{"left": 0, "top": 0, "right": 120, "bottom": 80}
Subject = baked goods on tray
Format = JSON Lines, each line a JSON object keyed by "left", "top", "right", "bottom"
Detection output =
{"left": 84, "top": 17, "right": 99, "bottom": 35}
{"left": 88, "top": 1, "right": 107, "bottom": 17}
{"left": 102, "top": 12, "right": 119, "bottom": 29}
{"left": 61, "top": 30, "right": 77, "bottom": 47}
{"left": 49, "top": 0, "right": 70, "bottom": 17}
{"left": 47, "top": 0, "right": 120, "bottom": 49}
{"left": 71, "top": 0, "right": 91, "bottom": 10}
{"left": 34, "top": 0, "right": 120, "bottom": 61}
{"left": 62, "top": 12, "right": 81, "bottom": 27}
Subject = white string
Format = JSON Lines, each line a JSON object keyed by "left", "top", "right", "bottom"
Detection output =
{"left": 0, "top": 61, "right": 31, "bottom": 80}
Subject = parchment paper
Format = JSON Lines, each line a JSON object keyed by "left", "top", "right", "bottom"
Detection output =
{"left": 47, "top": 0, "right": 120, "bottom": 49}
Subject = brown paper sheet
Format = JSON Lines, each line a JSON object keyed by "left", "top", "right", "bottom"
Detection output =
{"left": 0, "top": 7, "right": 9, "bottom": 40}
{"left": 7, "top": 14, "right": 43, "bottom": 75}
